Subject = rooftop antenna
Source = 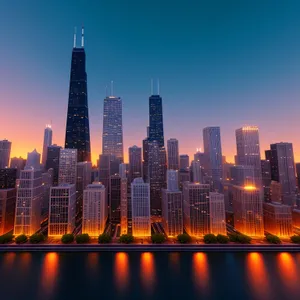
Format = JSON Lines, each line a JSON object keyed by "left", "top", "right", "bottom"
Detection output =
{"left": 157, "top": 78, "right": 160, "bottom": 95}
{"left": 73, "top": 27, "right": 77, "bottom": 48}
{"left": 81, "top": 26, "right": 84, "bottom": 47}
{"left": 151, "top": 78, "right": 153, "bottom": 95}
{"left": 111, "top": 80, "right": 114, "bottom": 96}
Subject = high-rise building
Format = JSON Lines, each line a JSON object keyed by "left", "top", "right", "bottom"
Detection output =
{"left": 76, "top": 161, "right": 92, "bottom": 193}
{"left": 14, "top": 168, "right": 43, "bottom": 235}
{"left": 270, "top": 181, "right": 282, "bottom": 203}
{"left": 58, "top": 149, "right": 77, "bottom": 185}
{"left": 148, "top": 94, "right": 164, "bottom": 147}
{"left": 191, "top": 160, "right": 202, "bottom": 183}
{"left": 129, "top": 146, "right": 142, "bottom": 183}
{"left": 296, "top": 163, "right": 300, "bottom": 190}
{"left": 203, "top": 127, "right": 223, "bottom": 191}
{"left": 0, "top": 188, "right": 16, "bottom": 235}
{"left": 235, "top": 126, "right": 262, "bottom": 187}
{"left": 48, "top": 184, "right": 76, "bottom": 236}
{"left": 142, "top": 138, "right": 149, "bottom": 183}
{"left": 110, "top": 175, "right": 121, "bottom": 223}
{"left": 232, "top": 185, "right": 264, "bottom": 237}
{"left": 292, "top": 209, "right": 300, "bottom": 228}
{"left": 119, "top": 163, "right": 128, "bottom": 179}
{"left": 162, "top": 170, "right": 183, "bottom": 237}
{"left": 263, "top": 202, "right": 293, "bottom": 237}
{"left": 102, "top": 96, "right": 124, "bottom": 162}
{"left": 98, "top": 154, "right": 111, "bottom": 203}
{"left": 9, "top": 157, "right": 26, "bottom": 179}
{"left": 41, "top": 170, "right": 53, "bottom": 215}
{"left": 131, "top": 178, "right": 151, "bottom": 237}
{"left": 65, "top": 27, "right": 91, "bottom": 162}
{"left": 0, "top": 140, "right": 11, "bottom": 169}
{"left": 41, "top": 125, "right": 53, "bottom": 167}
{"left": 0, "top": 168, "right": 17, "bottom": 189}
{"left": 209, "top": 192, "right": 226, "bottom": 235}
{"left": 167, "top": 139, "right": 179, "bottom": 170}
{"left": 183, "top": 183, "right": 210, "bottom": 237}
{"left": 25, "top": 149, "right": 41, "bottom": 170}
{"left": 148, "top": 140, "right": 167, "bottom": 214}
{"left": 120, "top": 175, "right": 128, "bottom": 235}
{"left": 261, "top": 159, "right": 272, "bottom": 187}
{"left": 82, "top": 182, "right": 107, "bottom": 236}
{"left": 179, "top": 169, "right": 190, "bottom": 190}
{"left": 230, "top": 165, "right": 255, "bottom": 187}
{"left": 179, "top": 154, "right": 190, "bottom": 171}
{"left": 45, "top": 145, "right": 62, "bottom": 186}
{"left": 266, "top": 143, "right": 297, "bottom": 206}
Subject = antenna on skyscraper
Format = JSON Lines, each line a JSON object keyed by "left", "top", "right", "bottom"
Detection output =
{"left": 151, "top": 78, "right": 153, "bottom": 95}
{"left": 157, "top": 78, "right": 160, "bottom": 95}
{"left": 73, "top": 27, "right": 77, "bottom": 48}
{"left": 81, "top": 26, "right": 84, "bottom": 47}
{"left": 111, "top": 80, "right": 114, "bottom": 96}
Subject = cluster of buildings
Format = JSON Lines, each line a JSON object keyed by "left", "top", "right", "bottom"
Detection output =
{"left": 1, "top": 29, "right": 300, "bottom": 241}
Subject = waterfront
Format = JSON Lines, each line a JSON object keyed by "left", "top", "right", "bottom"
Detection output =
{"left": 0, "top": 252, "right": 300, "bottom": 300}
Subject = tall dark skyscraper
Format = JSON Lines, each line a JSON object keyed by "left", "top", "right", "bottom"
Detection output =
{"left": 148, "top": 94, "right": 164, "bottom": 147}
{"left": 65, "top": 27, "right": 91, "bottom": 162}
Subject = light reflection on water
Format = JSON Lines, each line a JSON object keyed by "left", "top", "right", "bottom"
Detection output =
{"left": 114, "top": 252, "right": 129, "bottom": 292}
{"left": 140, "top": 252, "right": 155, "bottom": 292}
{"left": 192, "top": 252, "right": 210, "bottom": 294}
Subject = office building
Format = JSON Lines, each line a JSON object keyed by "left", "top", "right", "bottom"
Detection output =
{"left": 129, "top": 145, "right": 142, "bottom": 182}
{"left": 0, "top": 140, "right": 11, "bottom": 169}
{"left": 41, "top": 125, "right": 53, "bottom": 167}
{"left": 45, "top": 145, "right": 62, "bottom": 186}
{"left": 0, "top": 188, "right": 16, "bottom": 235}
{"left": 179, "top": 169, "right": 190, "bottom": 190}
{"left": 110, "top": 175, "right": 121, "bottom": 223}
{"left": 230, "top": 165, "right": 255, "bottom": 187}
{"left": 179, "top": 154, "right": 189, "bottom": 171}
{"left": 263, "top": 202, "right": 293, "bottom": 237}
{"left": 183, "top": 183, "right": 210, "bottom": 237}
{"left": 131, "top": 178, "right": 151, "bottom": 237}
{"left": 25, "top": 149, "right": 41, "bottom": 170}
{"left": 82, "top": 182, "right": 107, "bottom": 236}
{"left": 166, "top": 169, "right": 179, "bottom": 191}
{"left": 120, "top": 175, "right": 128, "bottom": 235}
{"left": 76, "top": 161, "right": 92, "bottom": 193}
{"left": 232, "top": 185, "right": 264, "bottom": 237}
{"left": 0, "top": 168, "right": 17, "bottom": 189}
{"left": 58, "top": 149, "right": 77, "bottom": 185}
{"left": 9, "top": 157, "right": 26, "bottom": 179}
{"left": 191, "top": 160, "right": 202, "bottom": 183}
{"left": 48, "top": 184, "right": 76, "bottom": 236}
{"left": 167, "top": 139, "right": 179, "bottom": 170}
{"left": 209, "top": 192, "right": 226, "bottom": 235}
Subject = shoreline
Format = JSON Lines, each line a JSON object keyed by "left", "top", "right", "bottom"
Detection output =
{"left": 0, "top": 244, "right": 300, "bottom": 252}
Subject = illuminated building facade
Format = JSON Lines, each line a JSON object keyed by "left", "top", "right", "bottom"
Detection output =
{"left": 230, "top": 165, "right": 255, "bottom": 187}
{"left": 203, "top": 126, "right": 223, "bottom": 191}
{"left": 49, "top": 184, "right": 76, "bottom": 236}
{"left": 0, "top": 139, "right": 11, "bottom": 169}
{"left": 209, "top": 192, "right": 226, "bottom": 235}
{"left": 120, "top": 176, "right": 128, "bottom": 234}
{"left": 232, "top": 185, "right": 264, "bottom": 237}
{"left": 82, "top": 182, "right": 107, "bottom": 236}
{"left": 41, "top": 125, "right": 52, "bottom": 167}
{"left": 14, "top": 168, "right": 43, "bottom": 235}
{"left": 129, "top": 145, "right": 142, "bottom": 183}
{"left": 167, "top": 138, "right": 179, "bottom": 170}
{"left": 58, "top": 149, "right": 77, "bottom": 185}
{"left": 183, "top": 182, "right": 210, "bottom": 237}
{"left": 191, "top": 160, "right": 202, "bottom": 183}
{"left": 235, "top": 126, "right": 262, "bottom": 188}
{"left": 263, "top": 202, "right": 293, "bottom": 237}
{"left": 292, "top": 209, "right": 300, "bottom": 228}
{"left": 131, "top": 178, "right": 151, "bottom": 237}
{"left": 64, "top": 28, "right": 91, "bottom": 162}
{"left": 0, "top": 188, "right": 16, "bottom": 235}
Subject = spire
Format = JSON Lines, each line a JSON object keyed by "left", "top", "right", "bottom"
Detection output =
{"left": 81, "top": 26, "right": 84, "bottom": 47}
{"left": 151, "top": 78, "right": 153, "bottom": 95}
{"left": 73, "top": 27, "right": 77, "bottom": 48}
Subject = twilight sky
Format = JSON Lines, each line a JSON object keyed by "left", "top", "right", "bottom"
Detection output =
{"left": 1, "top": 0, "right": 300, "bottom": 164}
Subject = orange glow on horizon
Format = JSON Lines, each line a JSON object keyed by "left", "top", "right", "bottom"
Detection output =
{"left": 114, "top": 252, "right": 129, "bottom": 292}
{"left": 246, "top": 252, "right": 271, "bottom": 299}
{"left": 193, "top": 252, "right": 210, "bottom": 293}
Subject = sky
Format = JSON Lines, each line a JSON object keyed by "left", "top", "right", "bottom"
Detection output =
{"left": 1, "top": 0, "right": 300, "bottom": 165}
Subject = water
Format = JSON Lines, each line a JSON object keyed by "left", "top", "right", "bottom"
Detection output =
{"left": 0, "top": 251, "right": 299, "bottom": 300}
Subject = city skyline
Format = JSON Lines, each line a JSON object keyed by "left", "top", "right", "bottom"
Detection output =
{"left": 2, "top": 1, "right": 300, "bottom": 165}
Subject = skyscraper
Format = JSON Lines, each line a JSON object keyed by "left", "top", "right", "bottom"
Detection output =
{"left": 232, "top": 185, "right": 264, "bottom": 237}
{"left": 120, "top": 173, "right": 128, "bottom": 235}
{"left": 148, "top": 94, "right": 164, "bottom": 147}
{"left": 76, "top": 161, "right": 92, "bottom": 193}
{"left": 131, "top": 178, "right": 151, "bottom": 237}
{"left": 179, "top": 154, "right": 190, "bottom": 171}
{"left": 65, "top": 27, "right": 91, "bottom": 162}
{"left": 0, "top": 168, "right": 17, "bottom": 189}
{"left": 295, "top": 163, "right": 300, "bottom": 190}
{"left": 0, "top": 188, "right": 16, "bottom": 235}
{"left": 203, "top": 127, "right": 223, "bottom": 191}
{"left": 0, "top": 140, "right": 11, "bottom": 169}
{"left": 167, "top": 139, "right": 179, "bottom": 170}
{"left": 166, "top": 169, "right": 179, "bottom": 191}
{"left": 82, "top": 182, "right": 107, "bottom": 236}
{"left": 41, "top": 125, "right": 52, "bottom": 167}
{"left": 266, "top": 143, "right": 297, "bottom": 206}
{"left": 110, "top": 174, "right": 121, "bottom": 223}
{"left": 183, "top": 182, "right": 210, "bottom": 237}
{"left": 129, "top": 145, "right": 142, "bottom": 183}
{"left": 235, "top": 126, "right": 262, "bottom": 187}
{"left": 49, "top": 184, "right": 76, "bottom": 236}
{"left": 102, "top": 96, "right": 124, "bottom": 162}
{"left": 58, "top": 149, "right": 77, "bottom": 185}
{"left": 209, "top": 192, "right": 226, "bottom": 235}
{"left": 191, "top": 160, "right": 202, "bottom": 183}
{"left": 230, "top": 165, "right": 255, "bottom": 187}
{"left": 10, "top": 157, "right": 26, "bottom": 179}
{"left": 45, "top": 145, "right": 62, "bottom": 186}
{"left": 25, "top": 149, "right": 41, "bottom": 170}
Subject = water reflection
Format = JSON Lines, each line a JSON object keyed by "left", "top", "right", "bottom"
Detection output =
{"left": 246, "top": 252, "right": 271, "bottom": 299}
{"left": 193, "top": 252, "right": 210, "bottom": 293}
{"left": 40, "top": 252, "right": 59, "bottom": 298}
{"left": 87, "top": 252, "right": 99, "bottom": 273}
{"left": 2, "top": 252, "right": 16, "bottom": 270}
{"left": 277, "top": 253, "right": 299, "bottom": 291}
{"left": 140, "top": 252, "right": 155, "bottom": 292}
{"left": 169, "top": 252, "right": 180, "bottom": 273}
{"left": 19, "top": 252, "right": 32, "bottom": 271}
{"left": 114, "top": 252, "right": 129, "bottom": 292}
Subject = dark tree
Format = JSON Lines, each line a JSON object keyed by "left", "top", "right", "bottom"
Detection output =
{"left": 76, "top": 233, "right": 90, "bottom": 244}
{"left": 119, "top": 234, "right": 134, "bottom": 244}
{"left": 177, "top": 233, "right": 191, "bottom": 244}
{"left": 204, "top": 234, "right": 217, "bottom": 244}
{"left": 151, "top": 233, "right": 166, "bottom": 244}
{"left": 61, "top": 234, "right": 74, "bottom": 244}
{"left": 15, "top": 234, "right": 28, "bottom": 244}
